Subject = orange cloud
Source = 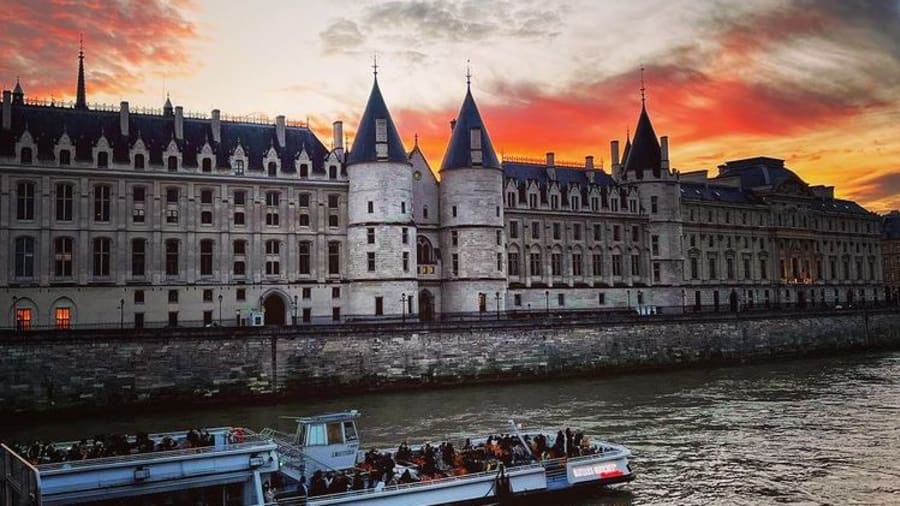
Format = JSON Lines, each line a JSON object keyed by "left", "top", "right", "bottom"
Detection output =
{"left": 0, "top": 0, "right": 200, "bottom": 101}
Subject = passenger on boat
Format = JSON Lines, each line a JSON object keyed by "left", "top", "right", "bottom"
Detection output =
{"left": 351, "top": 470, "right": 365, "bottom": 490}
{"left": 309, "top": 470, "right": 327, "bottom": 496}
{"left": 398, "top": 469, "right": 415, "bottom": 484}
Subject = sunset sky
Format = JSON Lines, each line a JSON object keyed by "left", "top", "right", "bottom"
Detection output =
{"left": 2, "top": 0, "right": 898, "bottom": 211}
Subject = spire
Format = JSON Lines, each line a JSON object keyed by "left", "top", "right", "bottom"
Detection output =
{"left": 440, "top": 85, "right": 500, "bottom": 172}
{"left": 639, "top": 65, "right": 646, "bottom": 107}
{"left": 75, "top": 34, "right": 87, "bottom": 110}
{"left": 346, "top": 76, "right": 407, "bottom": 165}
{"left": 466, "top": 59, "right": 472, "bottom": 90}
{"left": 163, "top": 93, "right": 173, "bottom": 116}
{"left": 622, "top": 127, "right": 632, "bottom": 162}
{"left": 12, "top": 76, "right": 23, "bottom": 104}
{"left": 622, "top": 102, "right": 661, "bottom": 176}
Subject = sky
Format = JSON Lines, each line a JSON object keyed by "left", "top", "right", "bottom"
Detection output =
{"left": 1, "top": 0, "right": 899, "bottom": 211}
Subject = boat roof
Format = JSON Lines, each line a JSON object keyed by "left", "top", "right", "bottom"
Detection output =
{"left": 284, "top": 410, "right": 360, "bottom": 424}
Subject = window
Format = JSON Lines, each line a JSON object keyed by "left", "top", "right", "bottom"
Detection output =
{"left": 451, "top": 231, "right": 458, "bottom": 247}
{"left": 708, "top": 257, "right": 717, "bottom": 279}
{"left": 332, "top": 307, "right": 341, "bottom": 321}
{"left": 97, "top": 151, "right": 109, "bottom": 168}
{"left": 329, "top": 165, "right": 338, "bottom": 179}
{"left": 651, "top": 235, "right": 660, "bottom": 256}
{"left": 200, "top": 240, "right": 214, "bottom": 276}
{"left": 497, "top": 252, "right": 503, "bottom": 272}
{"left": 332, "top": 287, "right": 341, "bottom": 299}
{"left": 423, "top": 206, "right": 429, "bottom": 219}
{"left": 530, "top": 253, "right": 542, "bottom": 276}
{"left": 631, "top": 226, "right": 639, "bottom": 243}
{"left": 514, "top": 294, "right": 522, "bottom": 306}
{"left": 452, "top": 206, "right": 458, "bottom": 217}
{"left": 744, "top": 258, "right": 751, "bottom": 279}
{"left": 572, "top": 254, "right": 583, "bottom": 276}
{"left": 266, "top": 240, "right": 281, "bottom": 275}
{"left": 54, "top": 237, "right": 74, "bottom": 277}
{"left": 374, "top": 296, "right": 384, "bottom": 316}
{"left": 329, "top": 214, "right": 339, "bottom": 227}
{"left": 367, "top": 228, "right": 375, "bottom": 244}
{"left": 168, "top": 311, "right": 178, "bottom": 327}
{"left": 653, "top": 262, "right": 661, "bottom": 282}
{"left": 17, "top": 181, "right": 35, "bottom": 220}
{"left": 598, "top": 292, "right": 606, "bottom": 305}
{"left": 508, "top": 252, "right": 520, "bottom": 276}
{"left": 167, "top": 155, "right": 178, "bottom": 172}
{"left": 690, "top": 257, "right": 699, "bottom": 279}
{"left": 233, "top": 190, "right": 246, "bottom": 205}
{"left": 367, "top": 252, "right": 376, "bottom": 272}
{"left": 201, "top": 211, "right": 213, "bottom": 224}
{"left": 56, "top": 183, "right": 73, "bottom": 221}
{"left": 266, "top": 191, "right": 280, "bottom": 226}
{"left": 203, "top": 289, "right": 214, "bottom": 302}
{"left": 531, "top": 222, "right": 540, "bottom": 239}
{"left": 299, "top": 213, "right": 310, "bottom": 227}
{"left": 59, "top": 149, "right": 71, "bottom": 166}
{"left": 613, "top": 225, "right": 621, "bottom": 241}
{"left": 452, "top": 253, "right": 459, "bottom": 275}
{"left": 558, "top": 293, "right": 565, "bottom": 306}
{"left": 328, "top": 242, "right": 341, "bottom": 274}
{"left": 233, "top": 211, "right": 245, "bottom": 225}
{"left": 202, "top": 158, "right": 212, "bottom": 173}
{"left": 592, "top": 254, "right": 602, "bottom": 276}
{"left": 573, "top": 224, "right": 582, "bottom": 241}
{"left": 93, "top": 237, "right": 111, "bottom": 277}
{"left": 233, "top": 260, "right": 246, "bottom": 276}
{"left": 631, "top": 255, "right": 641, "bottom": 276}
{"left": 402, "top": 228, "right": 409, "bottom": 244}
{"left": 134, "top": 153, "right": 145, "bottom": 169}
{"left": 134, "top": 290, "right": 144, "bottom": 304}
{"left": 509, "top": 221, "right": 519, "bottom": 239}
{"left": 15, "top": 308, "right": 32, "bottom": 330}
{"left": 200, "top": 189, "right": 213, "bottom": 204}
{"left": 368, "top": 201, "right": 374, "bottom": 214}
{"left": 131, "top": 239, "right": 146, "bottom": 276}
{"left": 165, "top": 239, "right": 179, "bottom": 276}
{"left": 612, "top": 254, "right": 622, "bottom": 276}
{"left": 328, "top": 195, "right": 339, "bottom": 208}
{"left": 650, "top": 196, "right": 658, "bottom": 214}
{"left": 237, "top": 289, "right": 246, "bottom": 302}
{"left": 551, "top": 253, "right": 562, "bottom": 276}
{"left": 302, "top": 287, "right": 312, "bottom": 299}
{"left": 268, "top": 161, "right": 277, "bottom": 177}
{"left": 298, "top": 193, "right": 310, "bottom": 207}
{"left": 496, "top": 230, "right": 502, "bottom": 246}
{"left": 553, "top": 223, "right": 561, "bottom": 241}
{"left": 403, "top": 252, "right": 410, "bottom": 272}
{"left": 401, "top": 201, "right": 406, "bottom": 213}
{"left": 299, "top": 163, "right": 309, "bottom": 178}
{"left": 168, "top": 290, "right": 179, "bottom": 303}
{"left": 93, "top": 185, "right": 111, "bottom": 222}
{"left": 132, "top": 186, "right": 145, "bottom": 223}
{"left": 298, "top": 241, "right": 311, "bottom": 275}
{"left": 15, "top": 237, "right": 35, "bottom": 277}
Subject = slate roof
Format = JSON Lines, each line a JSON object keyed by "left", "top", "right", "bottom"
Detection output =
{"left": 717, "top": 157, "right": 804, "bottom": 189}
{"left": 884, "top": 212, "right": 900, "bottom": 239}
{"left": 0, "top": 103, "right": 329, "bottom": 171}
{"left": 347, "top": 78, "right": 407, "bottom": 165}
{"left": 503, "top": 161, "right": 615, "bottom": 187}
{"left": 680, "top": 182, "right": 758, "bottom": 205}
{"left": 622, "top": 105, "right": 661, "bottom": 175}
{"left": 440, "top": 87, "right": 500, "bottom": 171}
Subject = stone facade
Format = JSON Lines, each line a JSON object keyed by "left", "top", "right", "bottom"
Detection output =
{"left": 883, "top": 211, "right": 900, "bottom": 301}
{"left": 0, "top": 57, "right": 889, "bottom": 329}
{"left": 2, "top": 310, "right": 899, "bottom": 414}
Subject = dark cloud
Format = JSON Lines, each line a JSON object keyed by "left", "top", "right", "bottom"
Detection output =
{"left": 319, "top": 18, "right": 366, "bottom": 55}
{"left": 0, "top": 0, "right": 200, "bottom": 101}
{"left": 846, "top": 171, "right": 900, "bottom": 203}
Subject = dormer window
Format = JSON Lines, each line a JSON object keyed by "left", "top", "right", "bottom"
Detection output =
{"left": 167, "top": 156, "right": 178, "bottom": 172}
{"left": 470, "top": 128, "right": 482, "bottom": 166}
{"left": 300, "top": 164, "right": 309, "bottom": 178}
{"left": 268, "top": 161, "right": 277, "bottom": 177}
{"left": 375, "top": 118, "right": 388, "bottom": 160}
{"left": 134, "top": 153, "right": 145, "bottom": 169}
{"left": 20, "top": 147, "right": 33, "bottom": 164}
{"left": 329, "top": 165, "right": 337, "bottom": 179}
{"left": 59, "top": 150, "right": 71, "bottom": 166}
{"left": 202, "top": 158, "right": 212, "bottom": 173}
{"left": 97, "top": 151, "right": 109, "bottom": 168}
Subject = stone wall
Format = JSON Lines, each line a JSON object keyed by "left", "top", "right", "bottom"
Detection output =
{"left": 2, "top": 310, "right": 899, "bottom": 415}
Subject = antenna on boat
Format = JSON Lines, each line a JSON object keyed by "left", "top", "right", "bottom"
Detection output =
{"left": 509, "top": 419, "right": 535, "bottom": 460}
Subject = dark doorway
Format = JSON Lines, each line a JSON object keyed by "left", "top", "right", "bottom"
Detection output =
{"left": 263, "top": 294, "right": 286, "bottom": 325}
{"left": 420, "top": 290, "right": 434, "bottom": 322}
{"left": 479, "top": 293, "right": 487, "bottom": 313}
{"left": 729, "top": 290, "right": 738, "bottom": 312}
{"left": 798, "top": 290, "right": 807, "bottom": 309}
{"left": 694, "top": 291, "right": 701, "bottom": 312}
{"left": 713, "top": 290, "right": 720, "bottom": 312}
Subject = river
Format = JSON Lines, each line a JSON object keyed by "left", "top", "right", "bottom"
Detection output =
{"left": 3, "top": 351, "right": 899, "bottom": 505}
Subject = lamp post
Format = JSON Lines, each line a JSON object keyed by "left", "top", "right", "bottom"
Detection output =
{"left": 545, "top": 290, "right": 549, "bottom": 315}
{"left": 400, "top": 293, "right": 407, "bottom": 323}
{"left": 495, "top": 292, "right": 501, "bottom": 320}
{"left": 12, "top": 296, "right": 19, "bottom": 330}
{"left": 119, "top": 298, "right": 125, "bottom": 329}
{"left": 681, "top": 289, "right": 686, "bottom": 314}
{"left": 627, "top": 289, "right": 631, "bottom": 310}
{"left": 292, "top": 295, "right": 298, "bottom": 325}
{"left": 235, "top": 309, "right": 241, "bottom": 327}
{"left": 218, "top": 294, "right": 223, "bottom": 326}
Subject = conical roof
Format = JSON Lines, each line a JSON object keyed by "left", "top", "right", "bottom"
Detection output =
{"left": 622, "top": 136, "right": 631, "bottom": 163}
{"left": 622, "top": 105, "right": 660, "bottom": 174}
{"left": 440, "top": 87, "right": 500, "bottom": 171}
{"left": 347, "top": 78, "right": 407, "bottom": 165}
{"left": 13, "top": 78, "right": 23, "bottom": 95}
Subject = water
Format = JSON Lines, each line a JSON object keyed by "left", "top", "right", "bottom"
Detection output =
{"left": 3, "top": 351, "right": 899, "bottom": 505}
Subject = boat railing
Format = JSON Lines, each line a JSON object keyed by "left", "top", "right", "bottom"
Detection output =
{"left": 312, "top": 463, "right": 546, "bottom": 501}
{"left": 36, "top": 434, "right": 273, "bottom": 472}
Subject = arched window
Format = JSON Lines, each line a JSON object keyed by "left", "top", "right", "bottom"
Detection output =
{"left": 417, "top": 236, "right": 434, "bottom": 265}
{"left": 134, "top": 153, "right": 145, "bottom": 169}
{"left": 202, "top": 158, "right": 212, "bottom": 173}
{"left": 268, "top": 161, "right": 277, "bottom": 176}
{"left": 97, "top": 151, "right": 109, "bottom": 168}
{"left": 20, "top": 147, "right": 33, "bottom": 164}
{"left": 59, "top": 149, "right": 71, "bottom": 166}
{"left": 167, "top": 156, "right": 178, "bottom": 172}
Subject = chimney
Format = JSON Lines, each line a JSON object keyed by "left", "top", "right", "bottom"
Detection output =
{"left": 450, "top": 119, "right": 457, "bottom": 131}
{"left": 210, "top": 109, "right": 221, "bottom": 143}
{"left": 611, "top": 140, "right": 620, "bottom": 166}
{"left": 660, "top": 136, "right": 669, "bottom": 169}
{"left": 546, "top": 152, "right": 555, "bottom": 167}
{"left": 2, "top": 90, "right": 10, "bottom": 130}
{"left": 333, "top": 120, "right": 343, "bottom": 151}
{"left": 275, "top": 115, "right": 286, "bottom": 148}
{"left": 585, "top": 155, "right": 594, "bottom": 170}
{"left": 174, "top": 106, "right": 184, "bottom": 140}
{"left": 119, "top": 101, "right": 130, "bottom": 137}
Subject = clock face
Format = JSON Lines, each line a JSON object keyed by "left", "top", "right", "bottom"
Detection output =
{"left": 413, "top": 170, "right": 422, "bottom": 181}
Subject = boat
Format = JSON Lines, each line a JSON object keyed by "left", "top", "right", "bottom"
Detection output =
{"left": 0, "top": 411, "right": 634, "bottom": 505}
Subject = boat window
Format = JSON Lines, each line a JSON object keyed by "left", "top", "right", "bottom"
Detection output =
{"left": 327, "top": 422, "right": 344, "bottom": 444}
{"left": 306, "top": 424, "right": 327, "bottom": 446}
{"left": 343, "top": 421, "right": 358, "bottom": 442}
{"left": 296, "top": 423, "right": 307, "bottom": 446}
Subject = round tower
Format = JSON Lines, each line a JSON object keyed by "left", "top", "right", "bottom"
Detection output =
{"left": 439, "top": 83, "right": 506, "bottom": 316}
{"left": 345, "top": 76, "right": 418, "bottom": 319}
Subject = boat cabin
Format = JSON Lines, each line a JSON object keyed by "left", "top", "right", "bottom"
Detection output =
{"left": 288, "top": 411, "right": 361, "bottom": 474}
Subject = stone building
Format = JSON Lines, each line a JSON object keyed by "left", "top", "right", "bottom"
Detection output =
{"left": 883, "top": 211, "right": 900, "bottom": 301}
{"left": 0, "top": 51, "right": 887, "bottom": 329}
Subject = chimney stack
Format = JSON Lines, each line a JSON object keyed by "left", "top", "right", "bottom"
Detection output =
{"left": 333, "top": 121, "right": 343, "bottom": 151}
{"left": 660, "top": 136, "right": 669, "bottom": 169}
{"left": 2, "top": 90, "right": 10, "bottom": 130}
{"left": 210, "top": 109, "right": 221, "bottom": 143}
{"left": 611, "top": 141, "right": 620, "bottom": 166}
{"left": 275, "top": 115, "right": 286, "bottom": 148}
{"left": 450, "top": 119, "right": 456, "bottom": 131}
{"left": 585, "top": 155, "right": 594, "bottom": 170}
{"left": 120, "top": 101, "right": 130, "bottom": 137}
{"left": 546, "top": 152, "right": 555, "bottom": 167}
{"left": 174, "top": 106, "right": 184, "bottom": 140}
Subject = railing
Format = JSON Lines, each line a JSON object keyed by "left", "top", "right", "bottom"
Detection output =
{"left": 502, "top": 154, "right": 588, "bottom": 169}
{"left": 1, "top": 444, "right": 41, "bottom": 506}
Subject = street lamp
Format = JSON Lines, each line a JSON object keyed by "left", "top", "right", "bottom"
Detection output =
{"left": 545, "top": 290, "right": 549, "bottom": 315}
{"left": 627, "top": 290, "right": 631, "bottom": 310}
{"left": 292, "top": 295, "right": 298, "bottom": 325}
{"left": 681, "top": 289, "right": 686, "bottom": 314}
{"left": 235, "top": 309, "right": 241, "bottom": 327}
{"left": 400, "top": 293, "right": 407, "bottom": 323}
{"left": 495, "top": 292, "right": 501, "bottom": 320}
{"left": 218, "top": 294, "right": 223, "bottom": 326}
{"left": 119, "top": 298, "right": 125, "bottom": 329}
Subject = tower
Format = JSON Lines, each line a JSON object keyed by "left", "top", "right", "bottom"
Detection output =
{"left": 612, "top": 69, "right": 684, "bottom": 307}
{"left": 439, "top": 76, "right": 506, "bottom": 316}
{"left": 75, "top": 37, "right": 87, "bottom": 110}
{"left": 345, "top": 71, "right": 418, "bottom": 319}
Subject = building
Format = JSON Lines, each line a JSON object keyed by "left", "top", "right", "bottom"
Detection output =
{"left": 0, "top": 50, "right": 887, "bottom": 329}
{"left": 883, "top": 211, "right": 900, "bottom": 302}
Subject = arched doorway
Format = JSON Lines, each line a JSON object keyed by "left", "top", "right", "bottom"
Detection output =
{"left": 263, "top": 294, "right": 286, "bottom": 325}
{"left": 420, "top": 290, "right": 434, "bottom": 322}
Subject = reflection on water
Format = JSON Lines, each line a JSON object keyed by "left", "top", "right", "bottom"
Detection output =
{"left": 3, "top": 351, "right": 899, "bottom": 505}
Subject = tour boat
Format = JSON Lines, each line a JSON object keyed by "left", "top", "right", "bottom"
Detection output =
{"left": 0, "top": 411, "right": 634, "bottom": 505}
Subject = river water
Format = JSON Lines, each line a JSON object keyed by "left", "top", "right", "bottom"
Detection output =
{"left": 4, "top": 351, "right": 899, "bottom": 505}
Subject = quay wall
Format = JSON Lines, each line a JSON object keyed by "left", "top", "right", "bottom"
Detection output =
{"left": 2, "top": 310, "right": 900, "bottom": 415}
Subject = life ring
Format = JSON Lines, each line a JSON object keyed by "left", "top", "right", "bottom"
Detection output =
{"left": 230, "top": 428, "right": 246, "bottom": 444}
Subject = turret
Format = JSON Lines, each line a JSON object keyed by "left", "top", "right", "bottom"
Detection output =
{"left": 439, "top": 76, "right": 506, "bottom": 316}
{"left": 345, "top": 70, "right": 418, "bottom": 319}
{"left": 12, "top": 78, "right": 24, "bottom": 104}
